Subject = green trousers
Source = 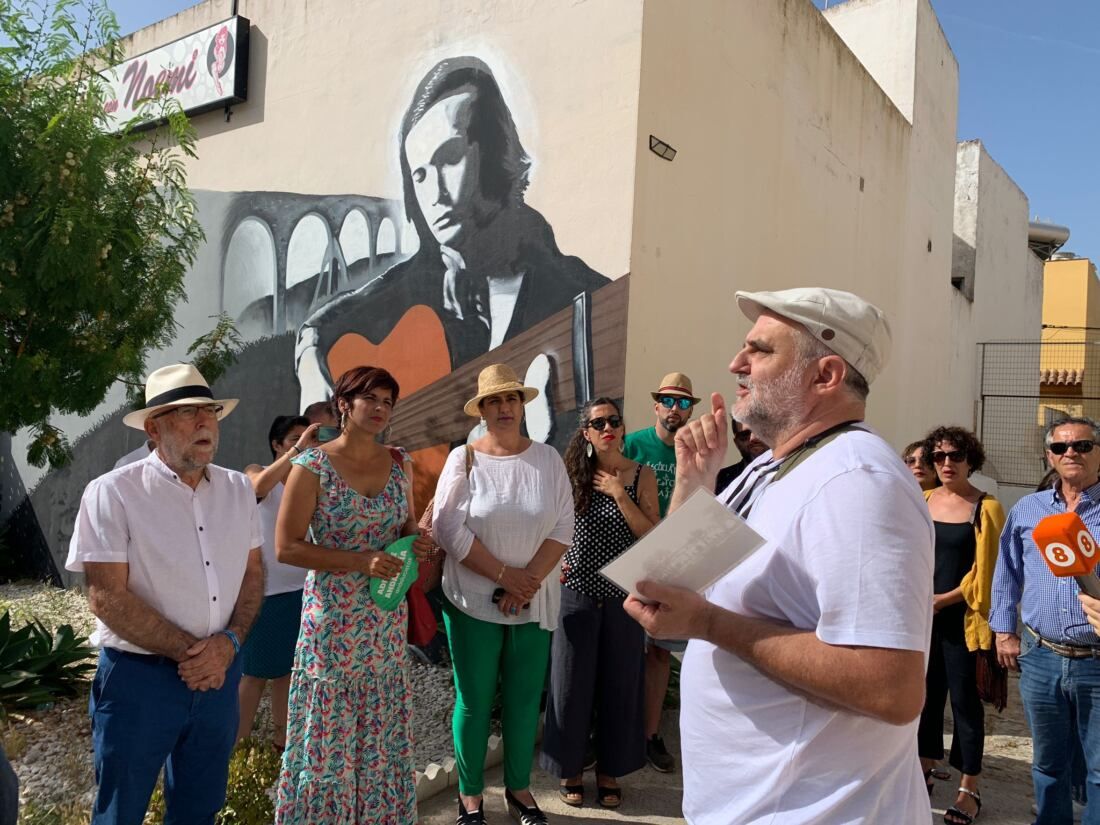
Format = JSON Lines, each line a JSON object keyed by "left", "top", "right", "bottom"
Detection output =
{"left": 443, "top": 598, "right": 551, "bottom": 795}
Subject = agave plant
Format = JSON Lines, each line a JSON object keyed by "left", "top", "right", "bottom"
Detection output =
{"left": 0, "top": 610, "right": 97, "bottom": 714}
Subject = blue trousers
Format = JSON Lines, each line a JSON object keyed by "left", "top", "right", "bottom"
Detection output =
{"left": 1019, "top": 630, "right": 1100, "bottom": 825}
{"left": 89, "top": 648, "right": 241, "bottom": 825}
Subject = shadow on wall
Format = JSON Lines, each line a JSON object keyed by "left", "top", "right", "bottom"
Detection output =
{"left": 28, "top": 334, "right": 301, "bottom": 586}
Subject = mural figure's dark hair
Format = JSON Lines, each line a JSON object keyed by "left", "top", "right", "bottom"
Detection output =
{"left": 331, "top": 366, "right": 401, "bottom": 421}
{"left": 268, "top": 415, "right": 310, "bottom": 459}
{"left": 564, "top": 397, "right": 623, "bottom": 516}
{"left": 921, "top": 425, "right": 986, "bottom": 475}
{"left": 399, "top": 56, "right": 531, "bottom": 249}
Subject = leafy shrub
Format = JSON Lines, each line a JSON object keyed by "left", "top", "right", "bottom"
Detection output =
{"left": 147, "top": 738, "right": 281, "bottom": 825}
{"left": 0, "top": 611, "right": 95, "bottom": 715}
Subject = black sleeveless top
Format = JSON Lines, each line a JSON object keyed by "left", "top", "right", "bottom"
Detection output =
{"left": 562, "top": 465, "right": 642, "bottom": 600}
{"left": 933, "top": 519, "right": 976, "bottom": 634}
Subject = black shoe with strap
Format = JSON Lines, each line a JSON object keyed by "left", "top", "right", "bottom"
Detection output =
{"left": 456, "top": 798, "right": 486, "bottom": 825}
{"left": 944, "top": 788, "right": 981, "bottom": 825}
{"left": 505, "top": 789, "right": 548, "bottom": 825}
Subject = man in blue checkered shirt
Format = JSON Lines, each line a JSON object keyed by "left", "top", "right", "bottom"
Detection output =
{"left": 991, "top": 416, "right": 1100, "bottom": 825}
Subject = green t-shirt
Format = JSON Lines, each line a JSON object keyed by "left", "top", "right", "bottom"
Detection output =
{"left": 622, "top": 426, "right": 676, "bottom": 517}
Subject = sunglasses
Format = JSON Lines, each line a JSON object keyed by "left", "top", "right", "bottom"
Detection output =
{"left": 658, "top": 396, "right": 694, "bottom": 410}
{"left": 931, "top": 450, "right": 967, "bottom": 464}
{"left": 734, "top": 428, "right": 754, "bottom": 441}
{"left": 587, "top": 416, "right": 623, "bottom": 431}
{"left": 1049, "top": 440, "right": 1096, "bottom": 456}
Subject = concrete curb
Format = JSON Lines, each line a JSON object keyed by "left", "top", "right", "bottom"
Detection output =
{"left": 415, "top": 720, "right": 543, "bottom": 803}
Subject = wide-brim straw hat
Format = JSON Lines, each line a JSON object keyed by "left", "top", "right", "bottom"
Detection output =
{"left": 463, "top": 364, "right": 539, "bottom": 417}
{"left": 122, "top": 363, "right": 239, "bottom": 429}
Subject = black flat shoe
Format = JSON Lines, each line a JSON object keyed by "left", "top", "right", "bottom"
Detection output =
{"left": 456, "top": 799, "right": 486, "bottom": 825}
{"left": 505, "top": 789, "right": 548, "bottom": 825}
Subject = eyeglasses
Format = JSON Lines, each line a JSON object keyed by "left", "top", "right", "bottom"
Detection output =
{"left": 154, "top": 404, "right": 224, "bottom": 421}
{"left": 587, "top": 416, "right": 623, "bottom": 431}
{"left": 931, "top": 449, "right": 966, "bottom": 465}
{"left": 1049, "top": 440, "right": 1096, "bottom": 456}
{"left": 734, "top": 428, "right": 754, "bottom": 441}
{"left": 658, "top": 396, "right": 694, "bottom": 410}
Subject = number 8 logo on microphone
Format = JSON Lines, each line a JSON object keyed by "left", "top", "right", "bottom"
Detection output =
{"left": 1079, "top": 530, "right": 1097, "bottom": 560}
{"left": 1045, "top": 542, "right": 1079, "bottom": 568}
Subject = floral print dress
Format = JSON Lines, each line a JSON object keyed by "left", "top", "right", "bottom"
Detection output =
{"left": 275, "top": 448, "right": 416, "bottom": 824}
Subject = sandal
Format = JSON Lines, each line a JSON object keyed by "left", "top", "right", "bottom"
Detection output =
{"left": 924, "top": 767, "right": 950, "bottom": 795}
{"left": 944, "top": 787, "right": 981, "bottom": 825}
{"left": 558, "top": 782, "right": 584, "bottom": 807}
{"left": 596, "top": 783, "right": 622, "bottom": 809}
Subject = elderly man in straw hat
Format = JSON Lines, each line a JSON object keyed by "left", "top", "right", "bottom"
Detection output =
{"left": 66, "top": 364, "right": 264, "bottom": 825}
{"left": 625, "top": 288, "right": 935, "bottom": 824}
{"left": 621, "top": 370, "right": 700, "bottom": 773}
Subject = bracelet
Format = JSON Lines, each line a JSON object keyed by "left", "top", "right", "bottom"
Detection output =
{"left": 288, "top": 445, "right": 301, "bottom": 456}
{"left": 219, "top": 629, "right": 241, "bottom": 655}
{"left": 496, "top": 564, "right": 506, "bottom": 583}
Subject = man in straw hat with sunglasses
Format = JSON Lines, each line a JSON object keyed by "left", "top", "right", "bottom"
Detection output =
{"left": 66, "top": 364, "right": 264, "bottom": 825}
{"left": 992, "top": 416, "right": 1100, "bottom": 825}
{"left": 624, "top": 288, "right": 935, "bottom": 824}
{"left": 622, "top": 371, "right": 700, "bottom": 773}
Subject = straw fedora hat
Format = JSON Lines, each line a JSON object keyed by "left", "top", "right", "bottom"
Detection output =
{"left": 463, "top": 364, "right": 539, "bottom": 417}
{"left": 650, "top": 372, "right": 701, "bottom": 404}
{"left": 122, "top": 364, "right": 239, "bottom": 429}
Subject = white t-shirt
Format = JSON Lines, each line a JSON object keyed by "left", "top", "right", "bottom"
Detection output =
{"left": 432, "top": 441, "right": 574, "bottom": 631}
{"left": 681, "top": 427, "right": 934, "bottom": 825}
{"left": 66, "top": 451, "right": 263, "bottom": 654}
{"left": 113, "top": 441, "right": 153, "bottom": 469}
{"left": 258, "top": 481, "right": 307, "bottom": 596}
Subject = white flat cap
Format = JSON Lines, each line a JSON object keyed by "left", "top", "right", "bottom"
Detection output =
{"left": 735, "top": 287, "right": 891, "bottom": 384}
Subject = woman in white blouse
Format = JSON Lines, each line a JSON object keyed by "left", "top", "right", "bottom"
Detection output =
{"left": 431, "top": 364, "right": 574, "bottom": 825}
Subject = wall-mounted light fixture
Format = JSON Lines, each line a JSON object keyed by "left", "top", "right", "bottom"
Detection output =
{"left": 649, "top": 135, "right": 676, "bottom": 162}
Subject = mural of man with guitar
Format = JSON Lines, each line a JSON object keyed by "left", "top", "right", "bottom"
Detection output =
{"left": 294, "top": 55, "right": 610, "bottom": 409}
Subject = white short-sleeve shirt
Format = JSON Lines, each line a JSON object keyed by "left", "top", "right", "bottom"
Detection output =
{"left": 681, "top": 427, "right": 934, "bottom": 825}
{"left": 66, "top": 451, "right": 263, "bottom": 654}
{"left": 257, "top": 481, "right": 307, "bottom": 596}
{"left": 432, "top": 441, "right": 574, "bottom": 631}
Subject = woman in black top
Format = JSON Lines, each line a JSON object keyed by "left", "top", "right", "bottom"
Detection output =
{"left": 539, "top": 398, "right": 659, "bottom": 808}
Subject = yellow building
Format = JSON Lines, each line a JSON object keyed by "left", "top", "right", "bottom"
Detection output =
{"left": 1040, "top": 256, "right": 1100, "bottom": 423}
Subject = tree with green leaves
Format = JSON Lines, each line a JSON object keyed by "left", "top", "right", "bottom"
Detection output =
{"left": 1, "top": 0, "right": 236, "bottom": 470}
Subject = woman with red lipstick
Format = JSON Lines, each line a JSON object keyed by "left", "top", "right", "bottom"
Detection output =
{"left": 916, "top": 426, "right": 1004, "bottom": 825}
{"left": 273, "top": 366, "right": 420, "bottom": 824}
{"left": 540, "top": 398, "right": 658, "bottom": 809}
{"left": 903, "top": 440, "right": 940, "bottom": 491}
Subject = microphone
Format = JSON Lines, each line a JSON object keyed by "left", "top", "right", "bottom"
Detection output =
{"left": 1032, "top": 513, "right": 1100, "bottom": 599}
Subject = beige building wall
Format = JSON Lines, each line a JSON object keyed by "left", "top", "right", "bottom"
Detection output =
{"left": 625, "top": 0, "right": 967, "bottom": 457}
{"left": 1040, "top": 257, "right": 1100, "bottom": 425}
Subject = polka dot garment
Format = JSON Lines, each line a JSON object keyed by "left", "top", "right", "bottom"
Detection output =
{"left": 562, "top": 465, "right": 642, "bottom": 600}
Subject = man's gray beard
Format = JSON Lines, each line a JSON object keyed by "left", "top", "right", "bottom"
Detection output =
{"left": 660, "top": 416, "right": 684, "bottom": 434}
{"left": 736, "top": 371, "right": 806, "bottom": 447}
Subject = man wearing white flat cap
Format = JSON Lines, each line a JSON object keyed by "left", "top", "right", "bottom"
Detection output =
{"left": 66, "top": 364, "right": 264, "bottom": 825}
{"left": 625, "top": 288, "right": 934, "bottom": 824}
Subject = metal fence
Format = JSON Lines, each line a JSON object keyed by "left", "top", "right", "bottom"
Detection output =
{"left": 978, "top": 340, "right": 1100, "bottom": 487}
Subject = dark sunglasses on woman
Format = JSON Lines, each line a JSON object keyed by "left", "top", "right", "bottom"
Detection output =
{"left": 658, "top": 396, "right": 694, "bottom": 411}
{"left": 587, "top": 416, "right": 623, "bottom": 431}
{"left": 931, "top": 450, "right": 966, "bottom": 464}
{"left": 1049, "top": 440, "right": 1096, "bottom": 456}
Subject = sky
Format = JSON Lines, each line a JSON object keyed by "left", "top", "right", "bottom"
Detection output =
{"left": 112, "top": 0, "right": 1099, "bottom": 260}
